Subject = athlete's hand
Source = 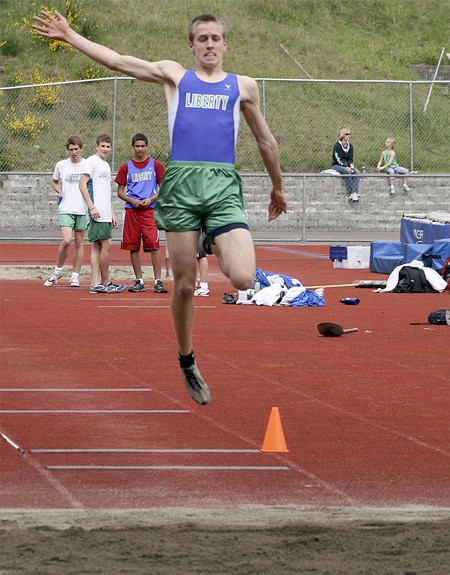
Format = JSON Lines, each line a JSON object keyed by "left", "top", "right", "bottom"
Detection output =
{"left": 268, "top": 187, "right": 287, "bottom": 221}
{"left": 89, "top": 206, "right": 100, "bottom": 220}
{"left": 32, "top": 10, "right": 71, "bottom": 40}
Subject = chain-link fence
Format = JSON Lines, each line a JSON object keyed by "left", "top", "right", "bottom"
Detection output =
{"left": 0, "top": 77, "right": 448, "bottom": 173}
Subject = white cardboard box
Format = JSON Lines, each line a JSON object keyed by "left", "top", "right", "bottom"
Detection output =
{"left": 333, "top": 246, "right": 370, "bottom": 269}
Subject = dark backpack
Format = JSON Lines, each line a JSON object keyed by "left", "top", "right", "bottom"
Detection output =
{"left": 393, "top": 266, "right": 434, "bottom": 293}
{"left": 428, "top": 309, "right": 450, "bottom": 325}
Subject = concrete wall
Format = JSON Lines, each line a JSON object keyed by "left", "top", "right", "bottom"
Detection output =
{"left": 0, "top": 173, "right": 448, "bottom": 242}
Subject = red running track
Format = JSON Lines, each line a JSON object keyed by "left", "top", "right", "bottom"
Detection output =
{"left": 0, "top": 243, "right": 449, "bottom": 509}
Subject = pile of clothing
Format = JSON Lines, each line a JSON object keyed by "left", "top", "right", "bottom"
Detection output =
{"left": 236, "top": 268, "right": 325, "bottom": 307}
{"left": 374, "top": 260, "right": 448, "bottom": 293}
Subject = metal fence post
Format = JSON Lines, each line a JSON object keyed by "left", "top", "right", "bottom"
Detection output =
{"left": 111, "top": 77, "right": 118, "bottom": 171}
{"left": 409, "top": 80, "right": 414, "bottom": 172}
{"left": 302, "top": 173, "right": 306, "bottom": 243}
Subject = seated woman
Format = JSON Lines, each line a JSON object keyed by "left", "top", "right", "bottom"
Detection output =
{"left": 331, "top": 128, "right": 361, "bottom": 202}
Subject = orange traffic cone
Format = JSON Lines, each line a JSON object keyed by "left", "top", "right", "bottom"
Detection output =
{"left": 260, "top": 407, "right": 289, "bottom": 452}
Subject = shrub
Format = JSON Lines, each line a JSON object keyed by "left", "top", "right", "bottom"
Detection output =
{"left": 0, "top": 35, "right": 23, "bottom": 57}
{"left": 78, "top": 17, "right": 99, "bottom": 40}
{"left": 0, "top": 142, "right": 17, "bottom": 172}
{"left": 3, "top": 106, "right": 49, "bottom": 139}
{"left": 19, "top": 0, "right": 84, "bottom": 53}
{"left": 78, "top": 64, "right": 106, "bottom": 80}
{"left": 86, "top": 100, "right": 109, "bottom": 120}
{"left": 30, "top": 67, "right": 62, "bottom": 109}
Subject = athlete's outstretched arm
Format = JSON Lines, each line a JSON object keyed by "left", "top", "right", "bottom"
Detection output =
{"left": 32, "top": 10, "right": 183, "bottom": 85}
{"left": 239, "top": 76, "right": 287, "bottom": 221}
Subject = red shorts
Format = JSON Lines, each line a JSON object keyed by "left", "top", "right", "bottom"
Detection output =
{"left": 121, "top": 208, "right": 160, "bottom": 252}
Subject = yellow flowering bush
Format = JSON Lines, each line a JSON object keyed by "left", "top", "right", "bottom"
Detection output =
{"left": 78, "top": 64, "right": 105, "bottom": 80}
{"left": 18, "top": 0, "right": 83, "bottom": 52}
{"left": 30, "top": 67, "right": 62, "bottom": 108}
{"left": 12, "top": 71, "right": 23, "bottom": 86}
{"left": 3, "top": 106, "right": 49, "bottom": 139}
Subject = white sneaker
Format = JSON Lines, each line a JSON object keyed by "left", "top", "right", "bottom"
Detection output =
{"left": 349, "top": 192, "right": 359, "bottom": 202}
{"left": 194, "top": 286, "right": 210, "bottom": 297}
{"left": 70, "top": 274, "right": 80, "bottom": 287}
{"left": 390, "top": 185, "right": 395, "bottom": 194}
{"left": 403, "top": 184, "right": 410, "bottom": 192}
{"left": 44, "top": 270, "right": 63, "bottom": 287}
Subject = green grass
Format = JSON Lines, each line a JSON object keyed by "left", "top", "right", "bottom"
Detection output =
{"left": 0, "top": 0, "right": 448, "bottom": 173}
{"left": 1, "top": 0, "right": 447, "bottom": 83}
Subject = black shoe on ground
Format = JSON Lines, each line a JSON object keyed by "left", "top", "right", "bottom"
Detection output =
{"left": 181, "top": 363, "right": 211, "bottom": 405}
{"left": 154, "top": 280, "right": 168, "bottom": 293}
{"left": 129, "top": 280, "right": 146, "bottom": 292}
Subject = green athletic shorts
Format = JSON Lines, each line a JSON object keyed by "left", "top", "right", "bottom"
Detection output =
{"left": 88, "top": 220, "right": 112, "bottom": 242}
{"left": 59, "top": 213, "right": 87, "bottom": 231}
{"left": 155, "top": 162, "right": 247, "bottom": 235}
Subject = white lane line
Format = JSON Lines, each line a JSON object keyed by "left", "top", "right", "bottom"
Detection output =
{"left": 79, "top": 298, "right": 171, "bottom": 301}
{"left": 0, "top": 432, "right": 25, "bottom": 453}
{"left": 31, "top": 449, "right": 260, "bottom": 453}
{"left": 47, "top": 465, "right": 291, "bottom": 471}
{"left": 97, "top": 305, "right": 216, "bottom": 309}
{"left": 0, "top": 410, "right": 189, "bottom": 414}
{"left": 101, "top": 305, "right": 172, "bottom": 308}
{"left": 0, "top": 388, "right": 152, "bottom": 392}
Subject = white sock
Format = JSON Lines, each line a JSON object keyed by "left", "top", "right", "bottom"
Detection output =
{"left": 200, "top": 282, "right": 208, "bottom": 290}
{"left": 154, "top": 278, "right": 161, "bottom": 283}
{"left": 55, "top": 266, "right": 63, "bottom": 274}
{"left": 71, "top": 272, "right": 79, "bottom": 278}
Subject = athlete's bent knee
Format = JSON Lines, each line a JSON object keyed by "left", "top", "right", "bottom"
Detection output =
{"left": 230, "top": 270, "right": 254, "bottom": 291}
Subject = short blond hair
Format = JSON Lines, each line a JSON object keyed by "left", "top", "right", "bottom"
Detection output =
{"left": 386, "top": 137, "right": 395, "bottom": 148}
{"left": 338, "top": 128, "right": 350, "bottom": 140}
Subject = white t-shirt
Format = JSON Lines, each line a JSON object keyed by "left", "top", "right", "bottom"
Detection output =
{"left": 83, "top": 155, "right": 112, "bottom": 223}
{"left": 53, "top": 158, "right": 87, "bottom": 215}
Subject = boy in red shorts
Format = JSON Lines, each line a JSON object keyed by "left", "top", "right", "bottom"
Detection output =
{"left": 115, "top": 133, "right": 167, "bottom": 293}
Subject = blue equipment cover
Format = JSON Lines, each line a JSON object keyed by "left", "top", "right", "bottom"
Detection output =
{"left": 403, "top": 243, "right": 433, "bottom": 265}
{"left": 432, "top": 238, "right": 450, "bottom": 270}
{"left": 370, "top": 241, "right": 404, "bottom": 274}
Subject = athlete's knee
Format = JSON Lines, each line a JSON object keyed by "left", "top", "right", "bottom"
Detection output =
{"left": 101, "top": 239, "right": 112, "bottom": 252}
{"left": 61, "top": 237, "right": 72, "bottom": 248}
{"left": 229, "top": 269, "right": 254, "bottom": 291}
{"left": 173, "top": 277, "right": 195, "bottom": 300}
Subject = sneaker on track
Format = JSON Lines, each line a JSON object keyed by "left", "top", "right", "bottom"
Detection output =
{"left": 128, "top": 280, "right": 146, "bottom": 292}
{"left": 70, "top": 274, "right": 80, "bottom": 287}
{"left": 44, "top": 270, "right": 63, "bottom": 287}
{"left": 154, "top": 280, "right": 168, "bottom": 293}
{"left": 181, "top": 363, "right": 211, "bottom": 405}
{"left": 89, "top": 284, "right": 107, "bottom": 293}
{"left": 194, "top": 286, "right": 210, "bottom": 297}
{"left": 402, "top": 184, "right": 410, "bottom": 192}
{"left": 105, "top": 282, "right": 126, "bottom": 293}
